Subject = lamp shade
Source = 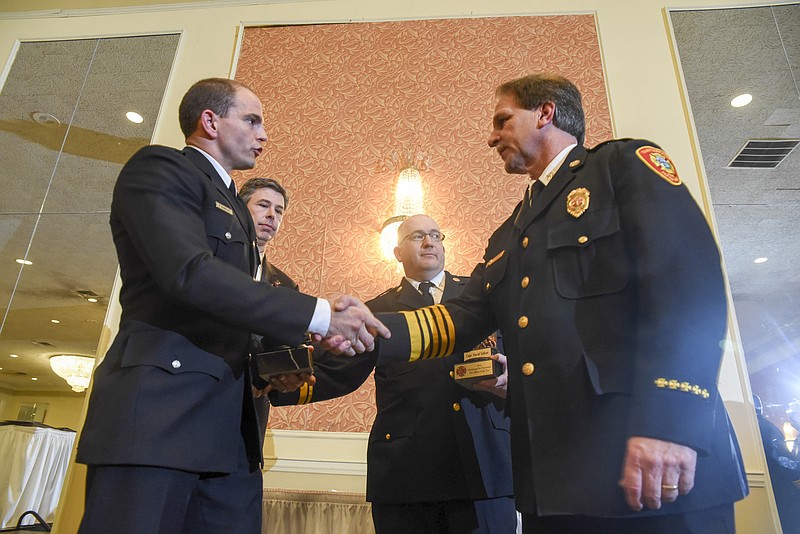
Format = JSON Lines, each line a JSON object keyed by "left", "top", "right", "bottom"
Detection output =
{"left": 49, "top": 355, "right": 96, "bottom": 392}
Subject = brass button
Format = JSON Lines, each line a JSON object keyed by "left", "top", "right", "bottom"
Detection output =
{"left": 485, "top": 282, "right": 491, "bottom": 291}
{"left": 452, "top": 403, "right": 461, "bottom": 412}
{"left": 449, "top": 371, "right": 454, "bottom": 378}
{"left": 578, "top": 235, "right": 588, "bottom": 244}
{"left": 521, "top": 276, "right": 529, "bottom": 288}
{"left": 522, "top": 237, "right": 529, "bottom": 248}
{"left": 518, "top": 316, "right": 529, "bottom": 328}
{"left": 569, "top": 159, "right": 581, "bottom": 168}
{"left": 385, "top": 433, "right": 391, "bottom": 440}
{"left": 522, "top": 362, "right": 535, "bottom": 376}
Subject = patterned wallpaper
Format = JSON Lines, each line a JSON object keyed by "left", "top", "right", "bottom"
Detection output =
{"left": 235, "top": 15, "right": 611, "bottom": 432}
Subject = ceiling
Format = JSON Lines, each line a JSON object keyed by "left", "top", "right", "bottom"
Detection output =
{"left": 0, "top": 7, "right": 797, "bottom": 409}
{"left": 671, "top": 5, "right": 800, "bottom": 415}
{"left": 0, "top": 35, "right": 179, "bottom": 394}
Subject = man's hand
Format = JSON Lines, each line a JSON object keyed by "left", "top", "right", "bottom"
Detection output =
{"left": 253, "top": 372, "right": 315, "bottom": 397}
{"left": 314, "top": 295, "right": 390, "bottom": 355}
{"left": 618, "top": 436, "right": 697, "bottom": 511}
{"left": 471, "top": 353, "right": 508, "bottom": 399}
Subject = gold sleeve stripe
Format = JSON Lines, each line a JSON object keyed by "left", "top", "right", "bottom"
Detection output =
{"left": 431, "top": 305, "right": 456, "bottom": 357}
{"left": 401, "top": 305, "right": 456, "bottom": 361}
{"left": 297, "top": 383, "right": 313, "bottom": 405}
{"left": 402, "top": 310, "right": 424, "bottom": 362}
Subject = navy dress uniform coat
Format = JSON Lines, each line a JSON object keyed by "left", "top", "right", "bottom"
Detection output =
{"left": 270, "top": 272, "right": 514, "bottom": 507}
{"left": 77, "top": 145, "right": 318, "bottom": 476}
{"left": 252, "top": 259, "right": 300, "bottom": 442}
{"left": 376, "top": 140, "right": 748, "bottom": 519}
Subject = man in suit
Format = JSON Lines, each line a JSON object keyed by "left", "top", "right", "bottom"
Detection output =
{"left": 360, "top": 74, "right": 748, "bottom": 533}
{"left": 76, "top": 78, "right": 388, "bottom": 534}
{"left": 272, "top": 214, "right": 516, "bottom": 534}
{"left": 238, "top": 176, "right": 308, "bottom": 442}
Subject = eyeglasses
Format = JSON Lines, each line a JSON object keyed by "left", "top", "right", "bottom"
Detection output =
{"left": 401, "top": 231, "right": 446, "bottom": 243}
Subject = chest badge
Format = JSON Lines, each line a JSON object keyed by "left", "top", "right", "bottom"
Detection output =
{"left": 566, "top": 188, "right": 590, "bottom": 218}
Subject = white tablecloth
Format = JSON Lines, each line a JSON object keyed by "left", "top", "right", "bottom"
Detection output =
{"left": 0, "top": 424, "right": 76, "bottom": 528}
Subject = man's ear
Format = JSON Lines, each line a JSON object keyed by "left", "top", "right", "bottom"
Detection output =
{"left": 198, "top": 109, "right": 217, "bottom": 138}
{"left": 393, "top": 246, "right": 403, "bottom": 263}
{"left": 538, "top": 101, "right": 556, "bottom": 127}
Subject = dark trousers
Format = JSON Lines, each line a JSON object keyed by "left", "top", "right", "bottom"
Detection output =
{"left": 372, "top": 496, "right": 518, "bottom": 534}
{"left": 78, "top": 436, "right": 262, "bottom": 534}
{"left": 522, "top": 502, "right": 734, "bottom": 534}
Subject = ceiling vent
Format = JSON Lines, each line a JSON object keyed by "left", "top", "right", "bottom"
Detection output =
{"left": 727, "top": 139, "right": 799, "bottom": 169}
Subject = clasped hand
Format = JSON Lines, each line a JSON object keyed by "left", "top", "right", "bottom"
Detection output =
{"left": 312, "top": 295, "right": 391, "bottom": 356}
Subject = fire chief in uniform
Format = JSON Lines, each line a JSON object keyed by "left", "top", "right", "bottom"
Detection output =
{"left": 271, "top": 214, "right": 516, "bottom": 534}
{"left": 357, "top": 74, "right": 748, "bottom": 533}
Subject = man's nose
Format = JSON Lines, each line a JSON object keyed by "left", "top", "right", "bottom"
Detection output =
{"left": 487, "top": 131, "right": 499, "bottom": 147}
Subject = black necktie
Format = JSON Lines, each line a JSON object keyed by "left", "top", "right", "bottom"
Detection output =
{"left": 419, "top": 281, "right": 435, "bottom": 306}
{"left": 228, "top": 180, "right": 237, "bottom": 196}
{"left": 526, "top": 179, "right": 545, "bottom": 206}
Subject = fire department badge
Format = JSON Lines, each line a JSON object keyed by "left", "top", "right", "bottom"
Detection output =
{"left": 455, "top": 366, "right": 467, "bottom": 378}
{"left": 636, "top": 146, "right": 682, "bottom": 186}
{"left": 566, "top": 188, "right": 590, "bottom": 218}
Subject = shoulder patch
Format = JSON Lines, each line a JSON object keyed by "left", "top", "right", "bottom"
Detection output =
{"left": 636, "top": 146, "right": 682, "bottom": 186}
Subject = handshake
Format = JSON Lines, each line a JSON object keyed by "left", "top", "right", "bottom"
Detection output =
{"left": 312, "top": 295, "right": 391, "bottom": 356}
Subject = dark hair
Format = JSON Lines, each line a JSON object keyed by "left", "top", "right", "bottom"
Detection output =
{"left": 239, "top": 177, "right": 289, "bottom": 209}
{"left": 497, "top": 73, "right": 585, "bottom": 145}
{"left": 178, "top": 78, "right": 251, "bottom": 138}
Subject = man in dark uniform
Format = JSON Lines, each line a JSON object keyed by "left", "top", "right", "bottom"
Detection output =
{"left": 239, "top": 176, "right": 307, "bottom": 443}
{"left": 76, "top": 78, "right": 388, "bottom": 534}
{"left": 273, "top": 214, "right": 517, "bottom": 534}
{"left": 355, "top": 74, "right": 748, "bottom": 533}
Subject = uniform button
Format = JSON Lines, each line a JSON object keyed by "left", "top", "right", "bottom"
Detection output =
{"left": 569, "top": 159, "right": 581, "bottom": 168}
{"left": 225, "top": 232, "right": 232, "bottom": 240}
{"left": 171, "top": 360, "right": 181, "bottom": 369}
{"left": 518, "top": 316, "right": 529, "bottom": 328}
{"left": 449, "top": 371, "right": 454, "bottom": 378}
{"left": 522, "top": 237, "right": 529, "bottom": 248}
{"left": 452, "top": 403, "right": 461, "bottom": 412}
{"left": 485, "top": 282, "right": 491, "bottom": 291}
{"left": 578, "top": 235, "right": 588, "bottom": 244}
{"left": 385, "top": 433, "right": 391, "bottom": 440}
{"left": 522, "top": 362, "right": 535, "bottom": 376}
{"left": 521, "top": 276, "right": 529, "bottom": 288}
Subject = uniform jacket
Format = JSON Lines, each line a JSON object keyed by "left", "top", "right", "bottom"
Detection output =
{"left": 270, "top": 272, "right": 513, "bottom": 504}
{"left": 77, "top": 145, "right": 317, "bottom": 474}
{"left": 253, "top": 259, "right": 300, "bottom": 442}
{"left": 377, "top": 140, "right": 748, "bottom": 517}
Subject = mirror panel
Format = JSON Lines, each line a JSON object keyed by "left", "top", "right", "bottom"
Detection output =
{"left": 0, "top": 34, "right": 179, "bottom": 403}
{"left": 671, "top": 4, "right": 800, "bottom": 531}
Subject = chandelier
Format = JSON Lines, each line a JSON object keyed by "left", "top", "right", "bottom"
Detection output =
{"left": 379, "top": 148, "right": 430, "bottom": 260}
{"left": 49, "top": 354, "right": 96, "bottom": 393}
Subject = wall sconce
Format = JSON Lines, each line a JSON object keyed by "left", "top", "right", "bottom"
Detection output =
{"left": 49, "top": 354, "right": 96, "bottom": 392}
{"left": 379, "top": 149, "right": 430, "bottom": 260}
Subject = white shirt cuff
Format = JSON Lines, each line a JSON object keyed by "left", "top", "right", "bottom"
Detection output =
{"left": 308, "top": 298, "right": 331, "bottom": 335}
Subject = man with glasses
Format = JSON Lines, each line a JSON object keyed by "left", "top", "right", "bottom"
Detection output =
{"left": 270, "top": 214, "right": 516, "bottom": 534}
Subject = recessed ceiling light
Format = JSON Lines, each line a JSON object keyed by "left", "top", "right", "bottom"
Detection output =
{"left": 126, "top": 111, "right": 144, "bottom": 124}
{"left": 51, "top": 319, "right": 60, "bottom": 324}
{"left": 15, "top": 258, "right": 32, "bottom": 265}
{"left": 731, "top": 94, "right": 752, "bottom": 108}
{"left": 31, "top": 377, "right": 37, "bottom": 381}
{"left": 87, "top": 298, "right": 98, "bottom": 303}
{"left": 10, "top": 354, "right": 18, "bottom": 358}
{"left": 31, "top": 111, "right": 61, "bottom": 126}
{"left": 754, "top": 257, "right": 768, "bottom": 264}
